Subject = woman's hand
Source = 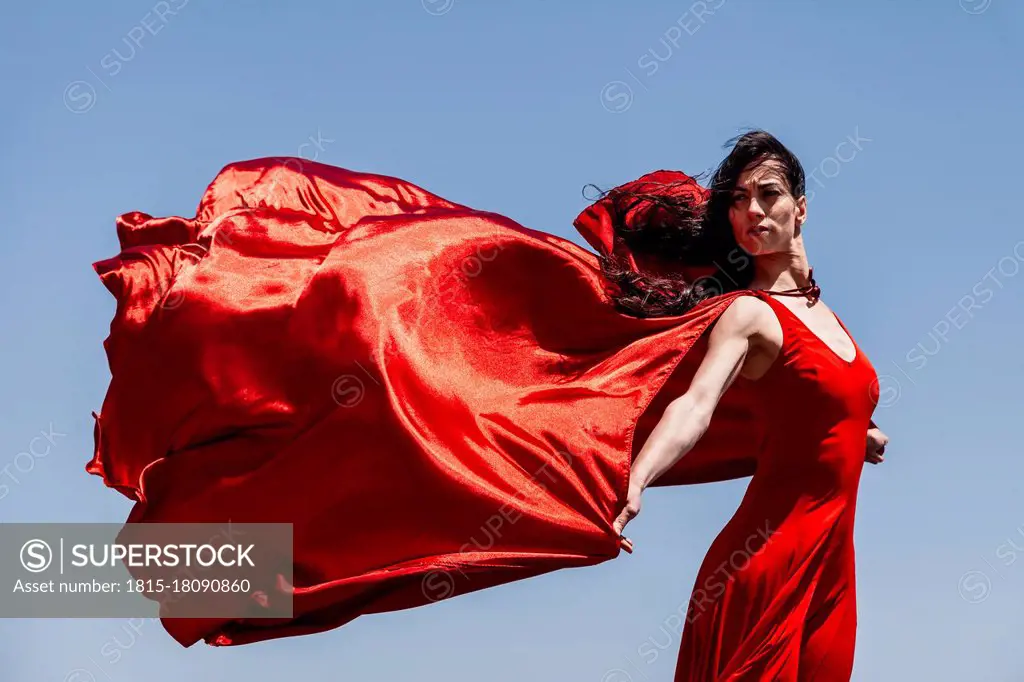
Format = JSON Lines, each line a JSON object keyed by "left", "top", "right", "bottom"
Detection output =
{"left": 613, "top": 480, "right": 644, "bottom": 553}
{"left": 866, "top": 426, "right": 889, "bottom": 465}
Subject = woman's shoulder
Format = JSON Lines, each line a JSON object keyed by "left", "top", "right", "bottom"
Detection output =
{"left": 716, "top": 290, "right": 774, "bottom": 324}
{"left": 708, "top": 290, "right": 780, "bottom": 343}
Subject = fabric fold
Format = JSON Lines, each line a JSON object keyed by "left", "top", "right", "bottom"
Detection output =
{"left": 90, "top": 158, "right": 760, "bottom": 646}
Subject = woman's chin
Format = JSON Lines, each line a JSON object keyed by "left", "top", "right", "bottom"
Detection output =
{"left": 741, "top": 239, "right": 771, "bottom": 256}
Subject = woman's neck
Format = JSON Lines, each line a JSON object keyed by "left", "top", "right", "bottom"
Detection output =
{"left": 749, "top": 251, "right": 813, "bottom": 293}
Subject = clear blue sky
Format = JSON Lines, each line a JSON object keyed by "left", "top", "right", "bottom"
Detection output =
{"left": 2, "top": 1, "right": 1022, "bottom": 680}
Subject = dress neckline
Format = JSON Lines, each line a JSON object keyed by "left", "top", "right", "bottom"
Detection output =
{"left": 757, "top": 291, "right": 858, "bottom": 365}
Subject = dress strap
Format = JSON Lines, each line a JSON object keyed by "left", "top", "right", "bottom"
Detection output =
{"left": 750, "top": 289, "right": 793, "bottom": 330}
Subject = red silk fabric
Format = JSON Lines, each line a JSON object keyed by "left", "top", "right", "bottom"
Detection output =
{"left": 90, "top": 158, "right": 761, "bottom": 647}
{"left": 676, "top": 291, "right": 876, "bottom": 680}
{"left": 573, "top": 168, "right": 713, "bottom": 280}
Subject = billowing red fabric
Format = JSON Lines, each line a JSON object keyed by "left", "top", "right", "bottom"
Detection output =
{"left": 573, "top": 169, "right": 713, "bottom": 280}
{"left": 90, "top": 158, "right": 764, "bottom": 648}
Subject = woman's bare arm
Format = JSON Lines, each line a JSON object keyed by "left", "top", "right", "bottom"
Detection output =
{"left": 613, "top": 295, "right": 774, "bottom": 548}
{"left": 631, "top": 296, "right": 769, "bottom": 488}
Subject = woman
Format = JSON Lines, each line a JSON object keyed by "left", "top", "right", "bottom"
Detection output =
{"left": 89, "top": 129, "right": 887, "bottom": 674}
{"left": 612, "top": 132, "right": 889, "bottom": 680}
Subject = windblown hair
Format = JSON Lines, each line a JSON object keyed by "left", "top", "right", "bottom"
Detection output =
{"left": 596, "top": 129, "right": 806, "bottom": 318}
{"left": 588, "top": 179, "right": 714, "bottom": 317}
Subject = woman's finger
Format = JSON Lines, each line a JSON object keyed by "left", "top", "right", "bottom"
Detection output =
{"left": 619, "top": 535, "right": 634, "bottom": 554}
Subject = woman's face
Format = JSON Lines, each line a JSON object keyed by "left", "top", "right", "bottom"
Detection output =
{"left": 728, "top": 158, "right": 806, "bottom": 255}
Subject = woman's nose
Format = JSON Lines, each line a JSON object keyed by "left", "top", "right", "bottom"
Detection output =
{"left": 747, "top": 199, "right": 765, "bottom": 219}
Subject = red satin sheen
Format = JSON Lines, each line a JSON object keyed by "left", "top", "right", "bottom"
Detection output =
{"left": 674, "top": 291, "right": 877, "bottom": 681}
{"left": 573, "top": 169, "right": 714, "bottom": 280}
{"left": 89, "top": 158, "right": 843, "bottom": 669}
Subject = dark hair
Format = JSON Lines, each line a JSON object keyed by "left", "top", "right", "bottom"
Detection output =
{"left": 588, "top": 180, "right": 716, "bottom": 317}
{"left": 598, "top": 129, "right": 805, "bottom": 317}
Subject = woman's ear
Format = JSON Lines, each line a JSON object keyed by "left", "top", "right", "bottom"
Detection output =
{"left": 795, "top": 194, "right": 808, "bottom": 228}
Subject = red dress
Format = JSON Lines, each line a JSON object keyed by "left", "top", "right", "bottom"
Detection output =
{"left": 675, "top": 291, "right": 878, "bottom": 681}
{"left": 89, "top": 158, "right": 877, "bottom": 659}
